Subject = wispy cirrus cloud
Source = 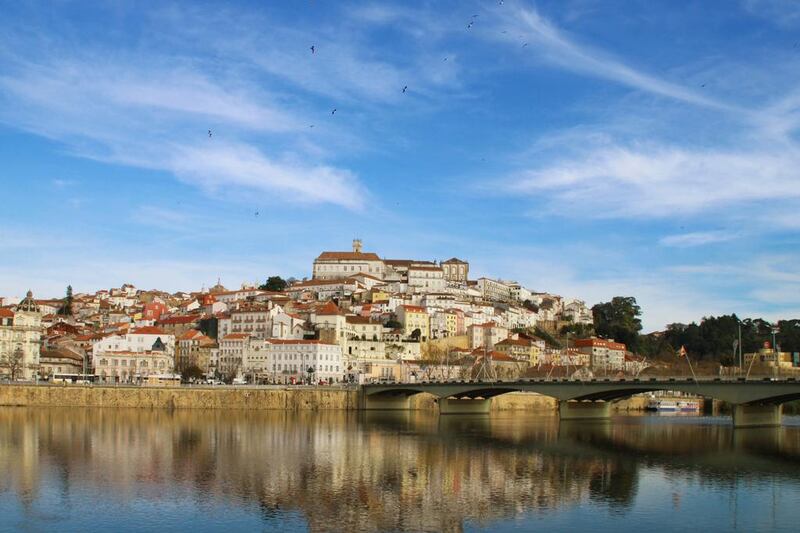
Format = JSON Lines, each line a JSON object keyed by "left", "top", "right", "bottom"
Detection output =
{"left": 487, "top": 4, "right": 735, "bottom": 111}
{"left": 659, "top": 231, "right": 738, "bottom": 248}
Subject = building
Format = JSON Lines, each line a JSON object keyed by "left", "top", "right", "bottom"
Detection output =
{"left": 39, "top": 346, "right": 86, "bottom": 377}
{"left": 266, "top": 340, "right": 343, "bottom": 384}
{"left": 312, "top": 240, "right": 385, "bottom": 280}
{"left": 395, "top": 305, "right": 430, "bottom": 341}
{"left": 467, "top": 321, "right": 509, "bottom": 350}
{"left": 476, "top": 278, "right": 514, "bottom": 302}
{"left": 94, "top": 350, "right": 173, "bottom": 383}
{"left": 230, "top": 302, "right": 271, "bottom": 339}
{"left": 93, "top": 326, "right": 175, "bottom": 359}
{"left": 407, "top": 264, "right": 446, "bottom": 292}
{"left": 218, "top": 333, "right": 252, "bottom": 377}
{"left": 0, "top": 291, "right": 43, "bottom": 380}
{"left": 175, "top": 329, "right": 217, "bottom": 373}
{"left": 441, "top": 258, "right": 469, "bottom": 283}
{"left": 573, "top": 337, "right": 627, "bottom": 371}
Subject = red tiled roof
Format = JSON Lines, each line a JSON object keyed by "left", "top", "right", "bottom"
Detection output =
{"left": 267, "top": 339, "right": 336, "bottom": 346}
{"left": 223, "top": 333, "right": 251, "bottom": 340}
{"left": 316, "top": 301, "right": 343, "bottom": 315}
{"left": 131, "top": 326, "right": 167, "bottom": 335}
{"left": 400, "top": 305, "right": 426, "bottom": 313}
{"left": 0, "top": 308, "right": 14, "bottom": 318}
{"left": 158, "top": 315, "right": 198, "bottom": 325}
{"left": 317, "top": 251, "right": 381, "bottom": 261}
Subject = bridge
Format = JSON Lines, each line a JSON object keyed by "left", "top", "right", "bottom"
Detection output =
{"left": 360, "top": 377, "right": 800, "bottom": 427}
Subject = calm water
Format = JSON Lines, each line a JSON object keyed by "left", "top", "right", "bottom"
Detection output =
{"left": 1, "top": 408, "right": 800, "bottom": 532}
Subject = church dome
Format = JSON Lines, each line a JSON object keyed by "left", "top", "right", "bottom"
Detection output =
{"left": 16, "top": 290, "right": 40, "bottom": 313}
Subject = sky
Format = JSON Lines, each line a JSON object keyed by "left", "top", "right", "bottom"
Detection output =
{"left": 1, "top": 0, "right": 800, "bottom": 331}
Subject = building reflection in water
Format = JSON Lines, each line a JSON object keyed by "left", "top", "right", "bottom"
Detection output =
{"left": 1, "top": 408, "right": 800, "bottom": 532}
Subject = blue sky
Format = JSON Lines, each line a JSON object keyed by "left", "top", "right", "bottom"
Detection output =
{"left": 1, "top": 0, "right": 800, "bottom": 331}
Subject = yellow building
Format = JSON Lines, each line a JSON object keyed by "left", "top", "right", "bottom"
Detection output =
{"left": 396, "top": 305, "right": 430, "bottom": 342}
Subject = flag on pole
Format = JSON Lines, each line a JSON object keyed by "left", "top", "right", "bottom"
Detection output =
{"left": 678, "top": 345, "right": 687, "bottom": 358}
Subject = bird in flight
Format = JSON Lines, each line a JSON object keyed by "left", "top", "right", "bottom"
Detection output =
{"left": 208, "top": 129, "right": 212, "bottom": 138}
{"left": 310, "top": 45, "right": 315, "bottom": 54}
{"left": 331, "top": 108, "right": 337, "bottom": 115}
{"left": 309, "top": 124, "right": 315, "bottom": 128}
{"left": 701, "top": 83, "right": 706, "bottom": 87}
{"left": 467, "top": 21, "right": 474, "bottom": 29}
{"left": 443, "top": 57, "right": 448, "bottom": 61}
{"left": 402, "top": 85, "right": 408, "bottom": 93}
{"left": 255, "top": 210, "right": 259, "bottom": 217}
{"left": 522, "top": 42, "right": 529, "bottom": 47}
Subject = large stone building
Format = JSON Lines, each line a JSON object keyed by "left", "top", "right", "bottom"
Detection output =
{"left": 0, "top": 291, "right": 43, "bottom": 380}
{"left": 312, "top": 240, "right": 385, "bottom": 280}
{"left": 441, "top": 258, "right": 469, "bottom": 283}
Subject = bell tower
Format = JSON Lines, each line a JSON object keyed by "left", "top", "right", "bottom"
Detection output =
{"left": 352, "top": 238, "right": 363, "bottom": 254}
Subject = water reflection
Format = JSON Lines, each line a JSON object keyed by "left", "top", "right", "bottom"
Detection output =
{"left": 1, "top": 408, "right": 800, "bottom": 532}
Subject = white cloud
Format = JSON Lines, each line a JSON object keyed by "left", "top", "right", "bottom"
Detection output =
{"left": 508, "top": 143, "right": 800, "bottom": 219}
{"left": 488, "top": 5, "right": 735, "bottom": 111}
{"left": 0, "top": 56, "right": 366, "bottom": 210}
{"left": 659, "top": 231, "right": 737, "bottom": 248}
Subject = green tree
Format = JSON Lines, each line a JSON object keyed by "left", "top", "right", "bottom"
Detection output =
{"left": 259, "top": 276, "right": 288, "bottom": 292}
{"left": 592, "top": 296, "right": 642, "bottom": 351}
{"left": 57, "top": 285, "right": 74, "bottom": 316}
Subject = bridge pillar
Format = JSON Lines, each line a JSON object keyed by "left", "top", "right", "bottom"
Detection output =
{"left": 437, "top": 398, "right": 492, "bottom": 415}
{"left": 732, "top": 403, "right": 782, "bottom": 428}
{"left": 361, "top": 394, "right": 412, "bottom": 410}
{"left": 558, "top": 400, "right": 611, "bottom": 421}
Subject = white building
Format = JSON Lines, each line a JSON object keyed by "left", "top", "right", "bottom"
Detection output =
{"left": 467, "top": 321, "right": 509, "bottom": 350}
{"left": 0, "top": 291, "right": 42, "bottom": 380}
{"left": 476, "top": 278, "right": 514, "bottom": 302}
{"left": 266, "top": 340, "right": 343, "bottom": 383}
{"left": 407, "top": 265, "right": 446, "bottom": 292}
{"left": 93, "top": 326, "right": 175, "bottom": 359}
{"left": 94, "top": 350, "right": 173, "bottom": 383}
{"left": 312, "top": 240, "right": 385, "bottom": 280}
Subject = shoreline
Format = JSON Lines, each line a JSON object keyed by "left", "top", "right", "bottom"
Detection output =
{"left": 0, "top": 384, "right": 660, "bottom": 412}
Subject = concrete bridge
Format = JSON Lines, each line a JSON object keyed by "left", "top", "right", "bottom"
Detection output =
{"left": 360, "top": 377, "right": 800, "bottom": 427}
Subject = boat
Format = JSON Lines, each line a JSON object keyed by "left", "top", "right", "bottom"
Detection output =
{"left": 645, "top": 399, "right": 701, "bottom": 412}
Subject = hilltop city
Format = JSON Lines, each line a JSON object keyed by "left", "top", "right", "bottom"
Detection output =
{"left": 5, "top": 239, "right": 793, "bottom": 385}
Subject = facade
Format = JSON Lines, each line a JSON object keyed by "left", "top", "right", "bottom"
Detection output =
{"left": 476, "top": 278, "right": 514, "bottom": 302}
{"left": 312, "top": 240, "right": 385, "bottom": 280}
{"left": 407, "top": 265, "right": 446, "bottom": 292}
{"left": 574, "top": 338, "right": 627, "bottom": 371}
{"left": 94, "top": 350, "right": 173, "bottom": 383}
{"left": 467, "top": 321, "right": 509, "bottom": 350}
{"left": 218, "top": 333, "right": 252, "bottom": 377}
{"left": 175, "top": 329, "right": 217, "bottom": 373}
{"left": 230, "top": 302, "right": 271, "bottom": 339}
{"left": 396, "top": 305, "right": 430, "bottom": 341}
{"left": 93, "top": 326, "right": 175, "bottom": 359}
{"left": 441, "top": 258, "right": 469, "bottom": 283}
{"left": 39, "top": 346, "right": 85, "bottom": 377}
{"left": 266, "top": 340, "right": 343, "bottom": 383}
{"left": 0, "top": 291, "right": 43, "bottom": 380}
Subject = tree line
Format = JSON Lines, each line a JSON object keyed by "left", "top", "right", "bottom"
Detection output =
{"left": 558, "top": 296, "right": 798, "bottom": 364}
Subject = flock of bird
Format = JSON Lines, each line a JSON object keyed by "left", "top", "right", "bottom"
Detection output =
{"left": 205, "top": 0, "right": 517, "bottom": 217}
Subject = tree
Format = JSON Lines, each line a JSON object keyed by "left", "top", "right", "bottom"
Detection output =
{"left": 1, "top": 347, "right": 25, "bottom": 381}
{"left": 259, "top": 276, "right": 287, "bottom": 292}
{"left": 410, "top": 328, "right": 422, "bottom": 340}
{"left": 522, "top": 300, "right": 539, "bottom": 313}
{"left": 592, "top": 296, "right": 643, "bottom": 351}
{"left": 57, "top": 285, "right": 74, "bottom": 316}
{"left": 181, "top": 365, "right": 204, "bottom": 382}
{"left": 384, "top": 318, "right": 402, "bottom": 329}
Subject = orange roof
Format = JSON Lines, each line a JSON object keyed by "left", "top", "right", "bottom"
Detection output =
{"left": 316, "top": 301, "right": 343, "bottom": 315}
{"left": 131, "top": 326, "right": 167, "bottom": 335}
{"left": 0, "top": 308, "right": 14, "bottom": 318}
{"left": 346, "top": 315, "right": 380, "bottom": 324}
{"left": 223, "top": 333, "right": 250, "bottom": 340}
{"left": 317, "top": 251, "right": 381, "bottom": 261}
{"left": 472, "top": 349, "right": 516, "bottom": 362}
{"left": 574, "top": 338, "right": 627, "bottom": 351}
{"left": 400, "top": 305, "right": 426, "bottom": 313}
{"left": 158, "top": 315, "right": 198, "bottom": 325}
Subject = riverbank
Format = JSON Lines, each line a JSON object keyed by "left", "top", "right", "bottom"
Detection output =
{"left": 0, "top": 384, "right": 654, "bottom": 412}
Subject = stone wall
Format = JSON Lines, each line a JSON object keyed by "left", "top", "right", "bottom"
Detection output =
{"left": 0, "top": 385, "right": 359, "bottom": 410}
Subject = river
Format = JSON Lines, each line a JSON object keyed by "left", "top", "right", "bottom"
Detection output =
{"left": 1, "top": 408, "right": 799, "bottom": 532}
